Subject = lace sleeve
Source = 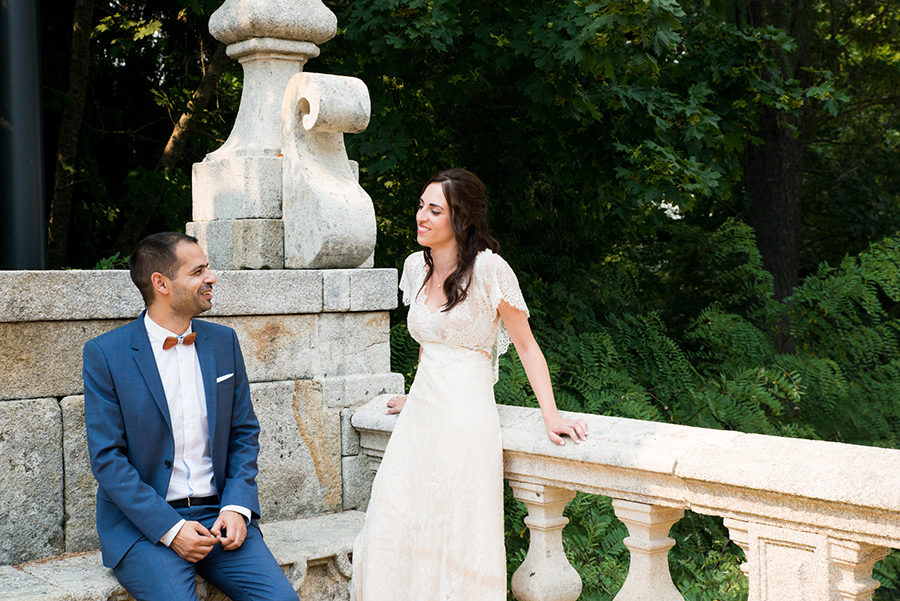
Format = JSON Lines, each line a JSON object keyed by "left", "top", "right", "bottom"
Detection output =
{"left": 485, "top": 252, "right": 529, "bottom": 318}
{"left": 398, "top": 252, "right": 422, "bottom": 306}
{"left": 476, "top": 252, "right": 529, "bottom": 382}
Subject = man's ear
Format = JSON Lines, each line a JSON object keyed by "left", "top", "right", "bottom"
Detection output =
{"left": 150, "top": 272, "right": 169, "bottom": 298}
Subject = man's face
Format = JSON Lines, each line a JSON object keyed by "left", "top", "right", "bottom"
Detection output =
{"left": 165, "top": 241, "right": 216, "bottom": 317}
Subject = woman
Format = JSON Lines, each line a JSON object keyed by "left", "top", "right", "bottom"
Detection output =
{"left": 350, "top": 168, "right": 588, "bottom": 600}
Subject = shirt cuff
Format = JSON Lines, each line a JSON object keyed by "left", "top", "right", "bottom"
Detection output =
{"left": 220, "top": 504, "right": 251, "bottom": 523}
{"left": 160, "top": 519, "right": 185, "bottom": 547}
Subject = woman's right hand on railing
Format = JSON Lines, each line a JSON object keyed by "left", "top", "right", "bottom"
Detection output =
{"left": 386, "top": 395, "right": 406, "bottom": 414}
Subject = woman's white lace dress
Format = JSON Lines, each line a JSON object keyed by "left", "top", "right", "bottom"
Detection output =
{"left": 350, "top": 249, "right": 529, "bottom": 601}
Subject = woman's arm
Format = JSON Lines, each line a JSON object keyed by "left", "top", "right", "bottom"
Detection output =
{"left": 498, "top": 300, "right": 589, "bottom": 446}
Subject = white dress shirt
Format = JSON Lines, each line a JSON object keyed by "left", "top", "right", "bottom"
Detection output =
{"left": 143, "top": 314, "right": 249, "bottom": 546}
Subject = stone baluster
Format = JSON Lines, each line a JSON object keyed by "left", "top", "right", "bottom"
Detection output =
{"left": 830, "top": 539, "right": 891, "bottom": 601}
{"left": 509, "top": 480, "right": 582, "bottom": 601}
{"left": 724, "top": 518, "right": 890, "bottom": 601}
{"left": 612, "top": 500, "right": 685, "bottom": 601}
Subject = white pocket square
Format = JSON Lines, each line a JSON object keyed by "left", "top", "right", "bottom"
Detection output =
{"left": 216, "top": 373, "right": 234, "bottom": 383}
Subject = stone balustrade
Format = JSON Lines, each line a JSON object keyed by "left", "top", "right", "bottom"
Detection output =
{"left": 352, "top": 395, "right": 900, "bottom": 601}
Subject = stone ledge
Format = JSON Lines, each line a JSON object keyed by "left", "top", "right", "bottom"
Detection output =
{"left": 0, "top": 269, "right": 398, "bottom": 323}
{"left": 1, "top": 511, "right": 364, "bottom": 601}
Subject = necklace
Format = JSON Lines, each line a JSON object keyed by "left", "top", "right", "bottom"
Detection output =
{"left": 433, "top": 263, "right": 457, "bottom": 288}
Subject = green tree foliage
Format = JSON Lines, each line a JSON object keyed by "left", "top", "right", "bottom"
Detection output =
{"left": 41, "top": 0, "right": 900, "bottom": 597}
{"left": 41, "top": 0, "right": 238, "bottom": 266}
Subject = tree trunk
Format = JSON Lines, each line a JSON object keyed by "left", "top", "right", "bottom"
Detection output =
{"left": 743, "top": 0, "right": 811, "bottom": 302}
{"left": 114, "top": 41, "right": 230, "bottom": 252}
{"left": 47, "top": 0, "right": 95, "bottom": 268}
{"left": 156, "top": 41, "right": 230, "bottom": 176}
{"left": 744, "top": 109, "right": 803, "bottom": 301}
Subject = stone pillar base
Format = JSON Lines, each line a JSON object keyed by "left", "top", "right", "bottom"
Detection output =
{"left": 192, "top": 156, "right": 284, "bottom": 220}
{"left": 187, "top": 218, "right": 284, "bottom": 269}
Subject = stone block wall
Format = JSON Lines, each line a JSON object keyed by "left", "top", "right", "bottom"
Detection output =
{"left": 0, "top": 269, "right": 401, "bottom": 565}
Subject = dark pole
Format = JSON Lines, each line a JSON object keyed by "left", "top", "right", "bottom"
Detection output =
{"left": 1, "top": 0, "right": 46, "bottom": 269}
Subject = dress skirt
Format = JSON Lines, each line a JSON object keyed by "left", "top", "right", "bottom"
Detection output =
{"left": 350, "top": 342, "right": 506, "bottom": 601}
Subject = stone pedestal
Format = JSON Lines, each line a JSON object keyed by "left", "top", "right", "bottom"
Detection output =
{"left": 190, "top": 0, "right": 375, "bottom": 269}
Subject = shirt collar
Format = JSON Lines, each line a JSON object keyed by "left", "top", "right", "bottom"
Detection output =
{"left": 144, "top": 312, "right": 193, "bottom": 349}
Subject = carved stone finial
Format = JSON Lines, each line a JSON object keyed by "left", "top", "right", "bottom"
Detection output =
{"left": 209, "top": 0, "right": 337, "bottom": 45}
{"left": 189, "top": 0, "right": 376, "bottom": 270}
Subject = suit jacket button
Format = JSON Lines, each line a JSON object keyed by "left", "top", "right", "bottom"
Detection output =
{"left": 164, "top": 460, "right": 172, "bottom": 468}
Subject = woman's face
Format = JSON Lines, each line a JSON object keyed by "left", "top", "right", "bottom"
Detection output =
{"left": 416, "top": 182, "right": 456, "bottom": 251}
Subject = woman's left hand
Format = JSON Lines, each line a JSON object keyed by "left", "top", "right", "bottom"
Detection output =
{"left": 544, "top": 414, "right": 589, "bottom": 446}
{"left": 386, "top": 395, "right": 406, "bottom": 414}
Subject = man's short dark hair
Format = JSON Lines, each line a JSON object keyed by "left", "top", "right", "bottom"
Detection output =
{"left": 129, "top": 232, "right": 198, "bottom": 306}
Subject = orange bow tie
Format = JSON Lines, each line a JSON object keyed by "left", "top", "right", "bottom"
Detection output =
{"left": 162, "top": 332, "right": 197, "bottom": 350}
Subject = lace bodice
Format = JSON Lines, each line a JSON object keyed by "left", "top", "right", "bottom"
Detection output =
{"left": 400, "top": 250, "right": 529, "bottom": 380}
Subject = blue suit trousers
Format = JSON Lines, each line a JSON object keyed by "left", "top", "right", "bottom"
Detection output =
{"left": 112, "top": 505, "right": 296, "bottom": 601}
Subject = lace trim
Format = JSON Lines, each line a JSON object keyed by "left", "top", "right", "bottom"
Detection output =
{"left": 398, "top": 252, "right": 424, "bottom": 306}
{"left": 479, "top": 250, "right": 529, "bottom": 383}
{"left": 400, "top": 249, "right": 530, "bottom": 383}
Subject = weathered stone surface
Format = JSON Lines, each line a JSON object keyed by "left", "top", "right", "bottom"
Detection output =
{"left": 232, "top": 219, "right": 286, "bottom": 269}
{"left": 0, "top": 269, "right": 354, "bottom": 323}
{"left": 192, "top": 156, "right": 283, "bottom": 220}
{"left": 0, "top": 320, "right": 126, "bottom": 400}
{"left": 341, "top": 454, "right": 372, "bottom": 511}
{"left": 0, "top": 270, "right": 140, "bottom": 322}
{"left": 0, "top": 399, "right": 64, "bottom": 564}
{"left": 254, "top": 380, "right": 341, "bottom": 519}
{"left": 187, "top": 218, "right": 285, "bottom": 270}
{"left": 349, "top": 269, "right": 398, "bottom": 312}
{"left": 323, "top": 269, "right": 398, "bottom": 313}
{"left": 319, "top": 373, "right": 404, "bottom": 410}
{"left": 1, "top": 309, "right": 392, "bottom": 401}
{"left": 675, "top": 430, "right": 900, "bottom": 512}
{"left": 509, "top": 482, "right": 581, "bottom": 601}
{"left": 323, "top": 270, "right": 351, "bottom": 312}
{"left": 210, "top": 315, "right": 318, "bottom": 382}
{"left": 0, "top": 565, "right": 58, "bottom": 601}
{"left": 350, "top": 394, "right": 399, "bottom": 438}
{"left": 282, "top": 73, "right": 374, "bottom": 269}
{"left": 725, "top": 519, "right": 890, "bottom": 601}
{"left": 315, "top": 313, "right": 390, "bottom": 377}
{"left": 340, "top": 409, "right": 359, "bottom": 456}
{"left": 209, "top": 0, "right": 337, "bottom": 46}
{"left": 297, "top": 557, "right": 352, "bottom": 601}
{"left": 13, "top": 553, "right": 122, "bottom": 601}
{"left": 187, "top": 218, "right": 233, "bottom": 269}
{"left": 204, "top": 37, "right": 316, "bottom": 164}
{"left": 206, "top": 270, "right": 322, "bottom": 315}
{"left": 1, "top": 312, "right": 392, "bottom": 401}
{"left": 262, "top": 510, "right": 363, "bottom": 567}
{"left": 61, "top": 396, "right": 99, "bottom": 553}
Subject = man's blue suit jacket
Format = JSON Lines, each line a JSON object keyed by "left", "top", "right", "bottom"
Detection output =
{"left": 83, "top": 314, "right": 261, "bottom": 568}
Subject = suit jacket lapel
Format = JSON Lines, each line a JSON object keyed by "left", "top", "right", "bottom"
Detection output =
{"left": 194, "top": 321, "right": 218, "bottom": 435}
{"left": 129, "top": 317, "right": 172, "bottom": 431}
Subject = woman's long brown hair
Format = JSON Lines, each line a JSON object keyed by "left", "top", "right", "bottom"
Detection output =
{"left": 419, "top": 168, "right": 500, "bottom": 311}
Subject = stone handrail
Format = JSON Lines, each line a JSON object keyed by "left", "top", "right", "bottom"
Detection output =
{"left": 352, "top": 395, "right": 900, "bottom": 601}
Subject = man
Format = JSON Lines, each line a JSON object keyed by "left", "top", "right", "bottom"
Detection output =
{"left": 83, "top": 232, "right": 296, "bottom": 601}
